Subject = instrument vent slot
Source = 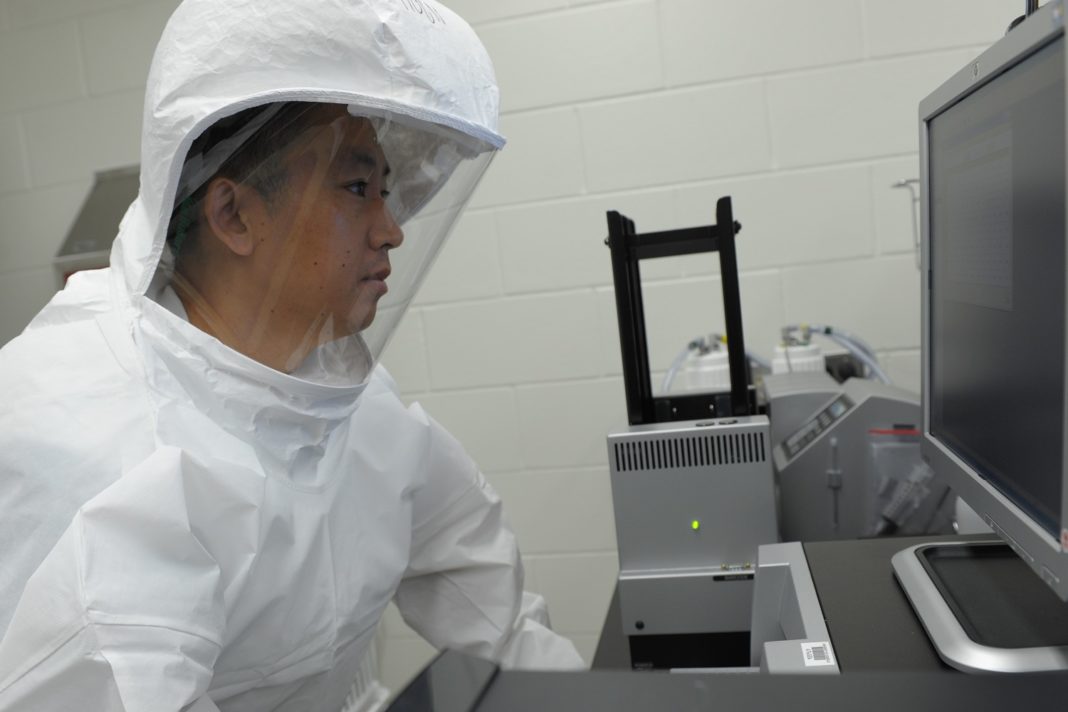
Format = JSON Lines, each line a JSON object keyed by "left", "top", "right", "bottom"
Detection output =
{"left": 614, "top": 431, "right": 768, "bottom": 472}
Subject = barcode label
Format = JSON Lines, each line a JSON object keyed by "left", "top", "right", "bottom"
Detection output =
{"left": 801, "top": 642, "right": 835, "bottom": 667}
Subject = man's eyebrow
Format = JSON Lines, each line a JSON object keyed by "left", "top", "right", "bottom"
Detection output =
{"left": 340, "top": 148, "right": 391, "bottom": 177}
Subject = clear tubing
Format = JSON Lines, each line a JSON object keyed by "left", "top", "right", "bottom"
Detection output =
{"left": 781, "top": 323, "right": 878, "bottom": 361}
{"left": 661, "top": 342, "right": 698, "bottom": 394}
{"left": 660, "top": 334, "right": 770, "bottom": 394}
{"left": 780, "top": 323, "right": 891, "bottom": 384}
{"left": 827, "top": 333, "right": 892, "bottom": 384}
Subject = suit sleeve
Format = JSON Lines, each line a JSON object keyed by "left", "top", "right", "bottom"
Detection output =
{"left": 392, "top": 410, "right": 585, "bottom": 670}
{"left": 0, "top": 448, "right": 229, "bottom": 712}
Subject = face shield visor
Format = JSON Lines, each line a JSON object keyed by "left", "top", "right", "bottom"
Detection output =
{"left": 162, "top": 102, "right": 495, "bottom": 384}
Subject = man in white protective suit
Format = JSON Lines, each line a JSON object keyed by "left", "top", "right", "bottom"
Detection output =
{"left": 0, "top": 1, "right": 585, "bottom": 710}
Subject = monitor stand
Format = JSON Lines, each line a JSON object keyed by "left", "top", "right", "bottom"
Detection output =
{"left": 892, "top": 539, "right": 1068, "bottom": 672}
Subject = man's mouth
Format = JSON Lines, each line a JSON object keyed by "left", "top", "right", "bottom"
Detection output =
{"left": 362, "top": 267, "right": 390, "bottom": 295}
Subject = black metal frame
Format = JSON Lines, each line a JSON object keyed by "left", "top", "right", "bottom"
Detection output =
{"left": 606, "top": 196, "right": 751, "bottom": 426}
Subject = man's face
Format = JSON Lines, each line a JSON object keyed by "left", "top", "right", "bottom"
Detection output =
{"left": 251, "top": 109, "right": 403, "bottom": 344}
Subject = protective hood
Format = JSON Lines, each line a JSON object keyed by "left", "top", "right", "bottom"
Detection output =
{"left": 111, "top": 0, "right": 503, "bottom": 388}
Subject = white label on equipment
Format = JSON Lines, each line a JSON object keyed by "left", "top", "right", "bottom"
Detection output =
{"left": 801, "top": 642, "right": 835, "bottom": 667}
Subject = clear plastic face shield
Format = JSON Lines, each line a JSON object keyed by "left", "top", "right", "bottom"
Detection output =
{"left": 162, "top": 102, "right": 494, "bottom": 384}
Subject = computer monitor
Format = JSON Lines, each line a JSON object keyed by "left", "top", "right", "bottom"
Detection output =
{"left": 922, "top": 0, "right": 1067, "bottom": 602}
{"left": 892, "top": 0, "right": 1068, "bottom": 673}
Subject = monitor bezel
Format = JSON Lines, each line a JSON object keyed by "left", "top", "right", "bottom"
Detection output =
{"left": 919, "top": 0, "right": 1068, "bottom": 602}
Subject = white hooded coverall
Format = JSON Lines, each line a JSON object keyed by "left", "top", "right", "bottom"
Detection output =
{"left": 0, "top": 1, "right": 584, "bottom": 710}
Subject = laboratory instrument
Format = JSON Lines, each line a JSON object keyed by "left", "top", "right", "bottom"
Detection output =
{"left": 763, "top": 372, "right": 955, "bottom": 542}
{"left": 604, "top": 197, "right": 778, "bottom": 669}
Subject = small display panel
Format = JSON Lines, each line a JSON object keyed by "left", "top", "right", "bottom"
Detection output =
{"left": 928, "top": 35, "right": 1066, "bottom": 536}
{"left": 782, "top": 394, "right": 855, "bottom": 460}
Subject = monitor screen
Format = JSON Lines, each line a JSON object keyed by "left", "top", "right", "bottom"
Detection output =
{"left": 928, "top": 35, "right": 1066, "bottom": 539}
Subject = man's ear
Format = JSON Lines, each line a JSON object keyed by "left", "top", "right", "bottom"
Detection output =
{"left": 202, "top": 178, "right": 260, "bottom": 256}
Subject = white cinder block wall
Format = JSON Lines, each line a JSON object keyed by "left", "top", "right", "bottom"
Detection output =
{"left": 0, "top": 0, "right": 1019, "bottom": 693}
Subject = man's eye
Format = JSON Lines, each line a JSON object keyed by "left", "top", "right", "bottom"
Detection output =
{"left": 347, "top": 182, "right": 390, "bottom": 200}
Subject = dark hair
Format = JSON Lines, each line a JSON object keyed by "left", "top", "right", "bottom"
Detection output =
{"left": 167, "top": 101, "right": 323, "bottom": 256}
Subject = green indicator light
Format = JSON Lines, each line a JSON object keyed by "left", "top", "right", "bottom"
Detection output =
{"left": 691, "top": 520, "right": 700, "bottom": 531}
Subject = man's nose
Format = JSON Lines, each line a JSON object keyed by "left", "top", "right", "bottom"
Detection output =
{"left": 370, "top": 198, "right": 403, "bottom": 249}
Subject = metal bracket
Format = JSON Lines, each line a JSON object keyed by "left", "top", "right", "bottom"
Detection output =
{"left": 606, "top": 196, "right": 751, "bottom": 425}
